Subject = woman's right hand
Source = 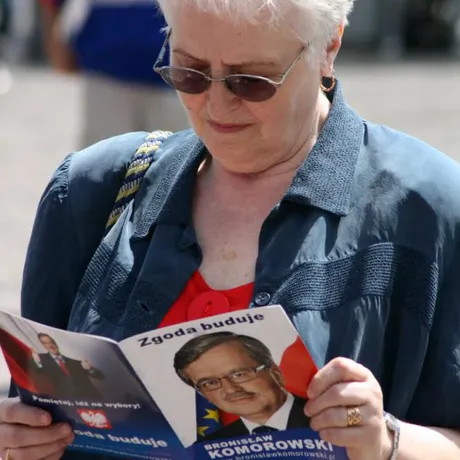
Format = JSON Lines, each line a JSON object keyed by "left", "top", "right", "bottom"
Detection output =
{"left": 0, "top": 398, "right": 74, "bottom": 460}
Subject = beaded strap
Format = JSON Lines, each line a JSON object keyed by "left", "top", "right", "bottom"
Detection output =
{"left": 105, "top": 130, "right": 173, "bottom": 231}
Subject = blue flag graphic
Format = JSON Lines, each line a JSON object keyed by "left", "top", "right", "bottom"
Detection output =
{"left": 195, "top": 392, "right": 222, "bottom": 440}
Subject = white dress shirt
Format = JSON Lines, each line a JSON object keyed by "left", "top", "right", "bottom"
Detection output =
{"left": 242, "top": 392, "right": 295, "bottom": 434}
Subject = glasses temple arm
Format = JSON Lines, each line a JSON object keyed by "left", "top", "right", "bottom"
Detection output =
{"left": 154, "top": 28, "right": 172, "bottom": 69}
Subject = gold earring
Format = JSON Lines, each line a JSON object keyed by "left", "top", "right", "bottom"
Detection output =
{"left": 321, "top": 72, "right": 336, "bottom": 93}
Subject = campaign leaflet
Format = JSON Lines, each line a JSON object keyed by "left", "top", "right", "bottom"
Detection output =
{"left": 0, "top": 306, "right": 348, "bottom": 460}
{"left": 0, "top": 310, "right": 186, "bottom": 460}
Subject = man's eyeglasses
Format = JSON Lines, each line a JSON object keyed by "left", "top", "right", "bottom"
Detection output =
{"left": 195, "top": 364, "right": 267, "bottom": 392}
{"left": 153, "top": 30, "right": 308, "bottom": 103}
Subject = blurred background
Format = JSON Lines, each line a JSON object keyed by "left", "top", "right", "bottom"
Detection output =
{"left": 0, "top": 0, "right": 460, "bottom": 397}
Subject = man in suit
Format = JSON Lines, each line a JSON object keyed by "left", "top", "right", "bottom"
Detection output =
{"left": 174, "top": 332, "right": 310, "bottom": 442}
{"left": 29, "top": 333, "right": 105, "bottom": 400}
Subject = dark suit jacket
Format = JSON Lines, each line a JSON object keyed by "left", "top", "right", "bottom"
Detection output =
{"left": 200, "top": 395, "right": 310, "bottom": 442}
{"left": 29, "top": 353, "right": 104, "bottom": 400}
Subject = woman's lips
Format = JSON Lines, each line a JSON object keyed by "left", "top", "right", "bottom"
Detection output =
{"left": 208, "top": 120, "right": 251, "bottom": 133}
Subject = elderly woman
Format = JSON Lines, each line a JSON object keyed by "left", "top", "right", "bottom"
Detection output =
{"left": 1, "top": 0, "right": 459, "bottom": 459}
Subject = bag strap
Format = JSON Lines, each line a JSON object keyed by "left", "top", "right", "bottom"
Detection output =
{"left": 105, "top": 130, "right": 173, "bottom": 232}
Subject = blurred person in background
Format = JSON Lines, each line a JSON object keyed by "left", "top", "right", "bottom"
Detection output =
{"left": 38, "top": 0, "right": 190, "bottom": 147}
{"left": 0, "top": 0, "right": 13, "bottom": 95}
{"left": 403, "top": 0, "right": 459, "bottom": 53}
{"left": 0, "top": 0, "right": 9, "bottom": 64}
{"left": 0, "top": 0, "right": 10, "bottom": 38}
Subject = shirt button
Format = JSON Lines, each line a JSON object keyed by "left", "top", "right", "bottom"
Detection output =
{"left": 254, "top": 292, "right": 271, "bottom": 306}
{"left": 187, "top": 292, "right": 230, "bottom": 320}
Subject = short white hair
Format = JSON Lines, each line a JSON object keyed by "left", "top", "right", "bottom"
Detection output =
{"left": 156, "top": 0, "right": 356, "bottom": 50}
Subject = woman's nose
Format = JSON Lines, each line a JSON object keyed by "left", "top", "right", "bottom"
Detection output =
{"left": 206, "top": 77, "right": 241, "bottom": 118}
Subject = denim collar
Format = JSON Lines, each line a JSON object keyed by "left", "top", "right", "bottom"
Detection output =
{"left": 284, "top": 81, "right": 364, "bottom": 214}
{"left": 132, "top": 80, "right": 364, "bottom": 239}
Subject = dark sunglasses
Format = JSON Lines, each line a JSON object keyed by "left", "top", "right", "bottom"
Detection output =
{"left": 153, "top": 30, "right": 308, "bottom": 103}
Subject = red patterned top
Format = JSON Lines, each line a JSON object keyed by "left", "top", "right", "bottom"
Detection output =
{"left": 158, "top": 271, "right": 254, "bottom": 328}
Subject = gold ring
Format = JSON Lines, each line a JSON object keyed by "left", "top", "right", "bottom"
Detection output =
{"left": 4, "top": 448, "right": 12, "bottom": 460}
{"left": 347, "top": 406, "right": 362, "bottom": 426}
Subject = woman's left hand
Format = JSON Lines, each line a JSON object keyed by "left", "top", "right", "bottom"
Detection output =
{"left": 304, "top": 357, "right": 392, "bottom": 460}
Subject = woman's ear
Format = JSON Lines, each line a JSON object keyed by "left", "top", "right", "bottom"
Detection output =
{"left": 322, "top": 23, "right": 344, "bottom": 76}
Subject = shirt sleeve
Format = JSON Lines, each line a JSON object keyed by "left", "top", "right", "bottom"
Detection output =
{"left": 407, "top": 239, "right": 460, "bottom": 428}
{"left": 20, "top": 153, "right": 91, "bottom": 331}
{"left": 20, "top": 132, "right": 148, "bottom": 331}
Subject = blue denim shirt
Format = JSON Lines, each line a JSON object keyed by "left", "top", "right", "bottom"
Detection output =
{"left": 17, "top": 84, "right": 460, "bottom": 460}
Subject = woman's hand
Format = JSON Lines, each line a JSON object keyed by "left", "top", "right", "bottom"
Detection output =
{"left": 0, "top": 398, "right": 74, "bottom": 460}
{"left": 305, "top": 357, "right": 392, "bottom": 460}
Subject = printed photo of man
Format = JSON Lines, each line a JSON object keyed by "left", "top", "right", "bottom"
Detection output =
{"left": 29, "top": 333, "right": 105, "bottom": 400}
{"left": 174, "top": 331, "right": 310, "bottom": 441}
